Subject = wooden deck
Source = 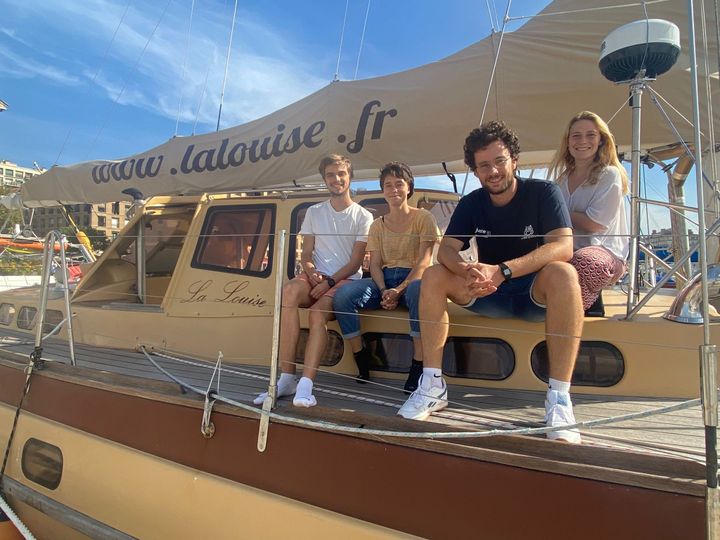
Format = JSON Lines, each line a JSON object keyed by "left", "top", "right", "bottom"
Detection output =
{"left": 0, "top": 325, "right": 706, "bottom": 467}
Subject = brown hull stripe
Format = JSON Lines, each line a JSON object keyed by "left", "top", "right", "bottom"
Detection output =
{"left": 0, "top": 364, "right": 705, "bottom": 540}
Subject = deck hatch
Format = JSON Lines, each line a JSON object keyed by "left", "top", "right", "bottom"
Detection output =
{"left": 364, "top": 333, "right": 515, "bottom": 379}
{"left": 0, "top": 303, "right": 15, "bottom": 325}
{"left": 21, "top": 438, "right": 63, "bottom": 490}
{"left": 531, "top": 341, "right": 625, "bottom": 387}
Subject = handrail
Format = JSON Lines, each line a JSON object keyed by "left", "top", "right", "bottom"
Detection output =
{"left": 34, "top": 231, "right": 76, "bottom": 366}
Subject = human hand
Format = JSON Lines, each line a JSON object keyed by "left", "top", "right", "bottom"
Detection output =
{"left": 461, "top": 262, "right": 497, "bottom": 298}
{"left": 310, "top": 280, "right": 330, "bottom": 299}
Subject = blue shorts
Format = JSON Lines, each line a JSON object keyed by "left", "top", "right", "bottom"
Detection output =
{"left": 461, "top": 273, "right": 546, "bottom": 322}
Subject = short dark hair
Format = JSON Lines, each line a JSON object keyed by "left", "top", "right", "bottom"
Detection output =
{"left": 379, "top": 161, "right": 415, "bottom": 197}
{"left": 318, "top": 154, "right": 353, "bottom": 179}
{"left": 463, "top": 121, "right": 521, "bottom": 170}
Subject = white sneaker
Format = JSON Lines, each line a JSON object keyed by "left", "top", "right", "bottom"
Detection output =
{"left": 253, "top": 377, "right": 297, "bottom": 405}
{"left": 397, "top": 374, "right": 448, "bottom": 420}
{"left": 545, "top": 390, "right": 582, "bottom": 444}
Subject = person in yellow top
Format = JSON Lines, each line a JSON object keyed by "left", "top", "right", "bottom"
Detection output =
{"left": 333, "top": 162, "right": 439, "bottom": 391}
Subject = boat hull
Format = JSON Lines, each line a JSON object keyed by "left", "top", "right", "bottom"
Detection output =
{"left": 0, "top": 360, "right": 705, "bottom": 540}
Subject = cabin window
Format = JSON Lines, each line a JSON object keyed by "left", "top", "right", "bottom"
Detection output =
{"left": 288, "top": 202, "right": 314, "bottom": 279}
{"left": 0, "top": 303, "right": 15, "bottom": 325}
{"left": 295, "top": 329, "right": 344, "bottom": 366}
{"left": 363, "top": 333, "right": 515, "bottom": 380}
{"left": 193, "top": 204, "right": 275, "bottom": 277}
{"left": 531, "top": 341, "right": 625, "bottom": 387}
{"left": 22, "top": 438, "right": 63, "bottom": 490}
{"left": 17, "top": 306, "right": 36, "bottom": 330}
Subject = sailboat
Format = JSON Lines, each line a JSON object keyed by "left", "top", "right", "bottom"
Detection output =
{"left": 0, "top": 0, "right": 718, "bottom": 538}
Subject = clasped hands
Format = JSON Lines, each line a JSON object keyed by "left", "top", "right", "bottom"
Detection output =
{"left": 380, "top": 287, "right": 402, "bottom": 310}
{"left": 460, "top": 262, "right": 501, "bottom": 299}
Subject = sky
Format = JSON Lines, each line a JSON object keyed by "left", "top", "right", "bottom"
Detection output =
{"left": 0, "top": 0, "right": 703, "bottom": 233}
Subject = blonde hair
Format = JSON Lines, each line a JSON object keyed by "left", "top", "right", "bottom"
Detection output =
{"left": 547, "top": 111, "right": 629, "bottom": 194}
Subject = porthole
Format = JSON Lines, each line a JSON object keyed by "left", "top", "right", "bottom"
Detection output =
{"left": 43, "top": 309, "right": 65, "bottom": 334}
{"left": 363, "top": 333, "right": 515, "bottom": 380}
{"left": 531, "top": 341, "right": 624, "bottom": 387}
{"left": 22, "top": 438, "right": 63, "bottom": 490}
{"left": 295, "top": 329, "right": 344, "bottom": 367}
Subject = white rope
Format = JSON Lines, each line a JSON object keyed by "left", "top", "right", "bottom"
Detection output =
{"left": 353, "top": 0, "right": 372, "bottom": 80}
{"left": 334, "top": 0, "right": 350, "bottom": 81}
{"left": 140, "top": 346, "right": 703, "bottom": 440}
{"left": 0, "top": 493, "right": 35, "bottom": 540}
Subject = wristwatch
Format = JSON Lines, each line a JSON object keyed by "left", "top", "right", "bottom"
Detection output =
{"left": 325, "top": 276, "right": 336, "bottom": 288}
{"left": 498, "top": 262, "right": 512, "bottom": 282}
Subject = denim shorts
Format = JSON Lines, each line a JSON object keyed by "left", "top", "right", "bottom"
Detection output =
{"left": 461, "top": 273, "right": 546, "bottom": 322}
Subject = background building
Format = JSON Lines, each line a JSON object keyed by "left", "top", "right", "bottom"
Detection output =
{"left": 0, "top": 159, "right": 131, "bottom": 240}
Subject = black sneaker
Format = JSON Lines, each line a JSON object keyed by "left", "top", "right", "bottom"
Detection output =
{"left": 354, "top": 349, "right": 371, "bottom": 384}
{"left": 404, "top": 360, "right": 423, "bottom": 394}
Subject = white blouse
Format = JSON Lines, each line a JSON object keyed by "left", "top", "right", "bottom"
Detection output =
{"left": 559, "top": 165, "right": 629, "bottom": 260}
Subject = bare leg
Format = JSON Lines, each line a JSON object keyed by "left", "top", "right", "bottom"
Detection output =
{"left": 279, "top": 279, "right": 313, "bottom": 375}
{"left": 301, "top": 296, "right": 334, "bottom": 380}
{"left": 532, "top": 262, "right": 583, "bottom": 382}
{"left": 419, "top": 265, "right": 471, "bottom": 369}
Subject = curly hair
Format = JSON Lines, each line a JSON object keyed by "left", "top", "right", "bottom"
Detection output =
{"left": 318, "top": 154, "right": 353, "bottom": 179}
{"left": 547, "top": 111, "right": 629, "bottom": 194}
{"left": 463, "top": 121, "right": 521, "bottom": 170}
{"left": 379, "top": 161, "right": 415, "bottom": 197}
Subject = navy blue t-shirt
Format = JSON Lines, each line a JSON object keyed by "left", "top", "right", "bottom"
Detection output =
{"left": 445, "top": 177, "right": 571, "bottom": 265}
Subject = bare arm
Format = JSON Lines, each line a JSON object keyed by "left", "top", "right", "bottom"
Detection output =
{"left": 570, "top": 212, "right": 605, "bottom": 234}
{"left": 437, "top": 236, "right": 472, "bottom": 278}
{"left": 332, "top": 241, "right": 368, "bottom": 282}
{"left": 369, "top": 250, "right": 385, "bottom": 290}
{"left": 499, "top": 226, "right": 574, "bottom": 282}
{"left": 300, "top": 235, "right": 322, "bottom": 286}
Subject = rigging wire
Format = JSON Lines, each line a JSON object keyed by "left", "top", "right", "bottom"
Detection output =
{"left": 193, "top": 61, "right": 213, "bottom": 135}
{"left": 353, "top": 0, "right": 372, "bottom": 80}
{"left": 478, "top": 0, "right": 512, "bottom": 126}
{"left": 484, "top": 0, "right": 498, "bottom": 32}
{"left": 700, "top": 0, "right": 720, "bottom": 214}
{"left": 216, "top": 0, "right": 240, "bottom": 132}
{"left": 174, "top": 0, "right": 196, "bottom": 137}
{"left": 53, "top": 0, "right": 132, "bottom": 166}
{"left": 84, "top": 0, "right": 174, "bottom": 160}
{"left": 334, "top": 0, "right": 350, "bottom": 81}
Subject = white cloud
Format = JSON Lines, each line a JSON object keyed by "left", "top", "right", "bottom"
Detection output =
{"left": 2, "top": 0, "right": 327, "bottom": 132}
{"left": 0, "top": 43, "right": 82, "bottom": 86}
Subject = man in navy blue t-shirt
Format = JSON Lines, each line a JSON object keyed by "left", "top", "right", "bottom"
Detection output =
{"left": 400, "top": 121, "right": 583, "bottom": 444}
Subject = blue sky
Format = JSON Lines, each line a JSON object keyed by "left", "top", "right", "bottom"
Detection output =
{"left": 0, "top": 0, "right": 700, "bottom": 232}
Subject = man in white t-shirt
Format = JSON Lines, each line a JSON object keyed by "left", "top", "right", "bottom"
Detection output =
{"left": 254, "top": 154, "right": 373, "bottom": 407}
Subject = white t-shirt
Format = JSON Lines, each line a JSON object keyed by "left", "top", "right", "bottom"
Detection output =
{"left": 299, "top": 200, "right": 373, "bottom": 280}
{"left": 559, "top": 165, "right": 629, "bottom": 260}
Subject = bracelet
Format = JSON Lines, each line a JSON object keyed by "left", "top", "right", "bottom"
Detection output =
{"left": 379, "top": 287, "right": 387, "bottom": 294}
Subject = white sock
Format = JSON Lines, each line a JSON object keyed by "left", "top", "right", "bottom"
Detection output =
{"left": 423, "top": 368, "right": 443, "bottom": 388}
{"left": 278, "top": 372, "right": 296, "bottom": 392}
{"left": 548, "top": 378, "right": 571, "bottom": 394}
{"left": 295, "top": 376, "right": 313, "bottom": 397}
{"left": 293, "top": 377, "right": 317, "bottom": 407}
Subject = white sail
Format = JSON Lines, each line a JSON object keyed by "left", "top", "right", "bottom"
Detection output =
{"left": 20, "top": 0, "right": 715, "bottom": 206}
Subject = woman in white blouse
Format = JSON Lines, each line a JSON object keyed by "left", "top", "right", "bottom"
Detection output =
{"left": 548, "top": 111, "right": 629, "bottom": 311}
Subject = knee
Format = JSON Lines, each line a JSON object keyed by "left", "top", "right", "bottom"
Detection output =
{"left": 282, "top": 283, "right": 303, "bottom": 307}
{"left": 420, "top": 265, "right": 449, "bottom": 293}
{"left": 539, "top": 261, "right": 580, "bottom": 295}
